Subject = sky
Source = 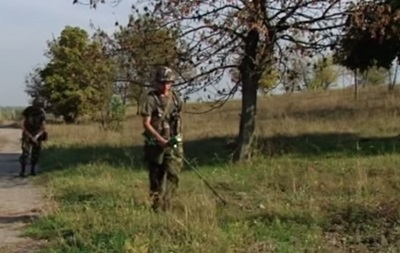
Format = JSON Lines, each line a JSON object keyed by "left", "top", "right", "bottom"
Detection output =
{"left": 0, "top": 0, "right": 133, "bottom": 107}
{"left": 0, "top": 1, "right": 374, "bottom": 107}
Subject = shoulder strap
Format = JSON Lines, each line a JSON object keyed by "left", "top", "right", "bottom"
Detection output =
{"left": 148, "top": 90, "right": 177, "bottom": 122}
{"left": 160, "top": 93, "right": 173, "bottom": 123}
{"left": 171, "top": 89, "right": 182, "bottom": 111}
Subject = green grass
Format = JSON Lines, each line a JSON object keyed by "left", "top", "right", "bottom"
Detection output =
{"left": 29, "top": 154, "right": 400, "bottom": 252}
{"left": 27, "top": 86, "right": 400, "bottom": 252}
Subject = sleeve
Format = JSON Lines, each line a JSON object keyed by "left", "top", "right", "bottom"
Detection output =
{"left": 140, "top": 96, "right": 155, "bottom": 117}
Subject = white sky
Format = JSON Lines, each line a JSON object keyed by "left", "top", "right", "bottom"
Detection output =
{"left": 0, "top": 0, "right": 132, "bottom": 107}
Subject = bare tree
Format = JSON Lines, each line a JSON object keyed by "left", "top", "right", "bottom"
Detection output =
{"left": 74, "top": 0, "right": 353, "bottom": 162}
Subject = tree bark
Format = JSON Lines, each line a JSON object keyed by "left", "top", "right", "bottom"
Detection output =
{"left": 354, "top": 69, "right": 359, "bottom": 101}
{"left": 233, "top": 28, "right": 260, "bottom": 162}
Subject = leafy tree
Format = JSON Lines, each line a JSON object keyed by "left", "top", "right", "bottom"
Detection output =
{"left": 333, "top": 0, "right": 400, "bottom": 99}
{"left": 77, "top": 0, "right": 353, "bottom": 162}
{"left": 87, "top": 31, "right": 118, "bottom": 128}
{"left": 107, "top": 95, "right": 126, "bottom": 130}
{"left": 24, "top": 65, "right": 45, "bottom": 99}
{"left": 105, "top": 15, "right": 191, "bottom": 113}
{"left": 259, "top": 67, "right": 280, "bottom": 94}
{"left": 308, "top": 56, "right": 339, "bottom": 90}
{"left": 358, "top": 66, "right": 389, "bottom": 86}
{"left": 334, "top": 0, "right": 400, "bottom": 76}
{"left": 26, "top": 26, "right": 115, "bottom": 123}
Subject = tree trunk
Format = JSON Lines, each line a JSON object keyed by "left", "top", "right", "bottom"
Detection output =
{"left": 389, "top": 61, "right": 398, "bottom": 91}
{"left": 354, "top": 69, "right": 359, "bottom": 101}
{"left": 233, "top": 28, "right": 260, "bottom": 162}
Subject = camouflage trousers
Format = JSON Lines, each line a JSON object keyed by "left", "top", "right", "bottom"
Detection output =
{"left": 144, "top": 143, "right": 184, "bottom": 211}
{"left": 19, "top": 132, "right": 42, "bottom": 171}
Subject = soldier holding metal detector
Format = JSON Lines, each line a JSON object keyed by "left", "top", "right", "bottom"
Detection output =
{"left": 19, "top": 97, "right": 48, "bottom": 177}
{"left": 140, "top": 66, "right": 184, "bottom": 212}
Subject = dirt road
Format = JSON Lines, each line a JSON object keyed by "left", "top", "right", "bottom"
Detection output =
{"left": 0, "top": 127, "right": 45, "bottom": 253}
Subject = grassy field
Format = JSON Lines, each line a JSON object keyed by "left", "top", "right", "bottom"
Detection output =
{"left": 26, "top": 86, "right": 400, "bottom": 252}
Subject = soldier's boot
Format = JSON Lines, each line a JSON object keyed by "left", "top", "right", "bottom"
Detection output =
{"left": 30, "top": 163, "right": 36, "bottom": 176}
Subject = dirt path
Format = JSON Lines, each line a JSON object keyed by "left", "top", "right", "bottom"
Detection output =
{"left": 0, "top": 127, "right": 46, "bottom": 253}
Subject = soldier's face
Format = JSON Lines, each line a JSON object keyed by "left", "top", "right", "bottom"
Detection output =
{"left": 159, "top": 81, "right": 172, "bottom": 93}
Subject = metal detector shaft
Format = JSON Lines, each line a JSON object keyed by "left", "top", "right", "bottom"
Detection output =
{"left": 142, "top": 134, "right": 227, "bottom": 205}
{"left": 182, "top": 157, "right": 227, "bottom": 206}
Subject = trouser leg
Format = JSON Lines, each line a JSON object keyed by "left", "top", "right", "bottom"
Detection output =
{"left": 30, "top": 143, "right": 41, "bottom": 175}
{"left": 148, "top": 162, "right": 166, "bottom": 211}
{"left": 19, "top": 135, "right": 31, "bottom": 177}
{"left": 162, "top": 150, "right": 183, "bottom": 211}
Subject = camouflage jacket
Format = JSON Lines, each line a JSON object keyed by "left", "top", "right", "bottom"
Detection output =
{"left": 140, "top": 89, "right": 183, "bottom": 139}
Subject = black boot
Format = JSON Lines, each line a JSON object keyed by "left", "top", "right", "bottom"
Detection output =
{"left": 30, "top": 164, "right": 36, "bottom": 176}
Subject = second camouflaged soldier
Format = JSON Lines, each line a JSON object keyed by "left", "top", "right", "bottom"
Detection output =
{"left": 19, "top": 97, "right": 48, "bottom": 177}
{"left": 140, "top": 66, "right": 184, "bottom": 212}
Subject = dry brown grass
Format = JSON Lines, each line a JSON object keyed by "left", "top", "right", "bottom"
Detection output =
{"left": 46, "top": 85, "right": 400, "bottom": 154}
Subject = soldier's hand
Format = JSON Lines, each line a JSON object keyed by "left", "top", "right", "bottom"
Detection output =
{"left": 158, "top": 137, "right": 169, "bottom": 148}
{"left": 30, "top": 136, "right": 39, "bottom": 145}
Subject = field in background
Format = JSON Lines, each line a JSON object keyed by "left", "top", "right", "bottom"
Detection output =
{"left": 0, "top": 107, "right": 23, "bottom": 124}
{"left": 26, "top": 86, "right": 400, "bottom": 252}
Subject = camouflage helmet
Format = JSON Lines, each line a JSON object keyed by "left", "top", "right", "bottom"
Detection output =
{"left": 153, "top": 66, "right": 175, "bottom": 83}
{"left": 32, "top": 97, "right": 45, "bottom": 107}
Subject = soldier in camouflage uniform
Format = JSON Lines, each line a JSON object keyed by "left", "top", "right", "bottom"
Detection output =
{"left": 19, "top": 97, "right": 48, "bottom": 177}
{"left": 140, "top": 66, "right": 184, "bottom": 212}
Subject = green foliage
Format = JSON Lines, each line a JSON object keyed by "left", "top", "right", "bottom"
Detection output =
{"left": 106, "top": 95, "right": 126, "bottom": 131}
{"left": 25, "top": 26, "right": 115, "bottom": 123}
{"left": 360, "top": 66, "right": 389, "bottom": 86}
{"left": 333, "top": 1, "right": 400, "bottom": 72}
{"left": 259, "top": 68, "right": 280, "bottom": 93}
{"left": 309, "top": 57, "right": 339, "bottom": 90}
{"left": 111, "top": 15, "right": 188, "bottom": 106}
{"left": 25, "top": 17, "right": 186, "bottom": 123}
{"left": 0, "top": 107, "right": 24, "bottom": 122}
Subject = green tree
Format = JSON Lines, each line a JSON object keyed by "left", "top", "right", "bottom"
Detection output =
{"left": 26, "top": 26, "right": 115, "bottom": 123}
{"left": 309, "top": 57, "right": 339, "bottom": 90}
{"left": 24, "top": 65, "right": 45, "bottom": 99}
{"left": 358, "top": 66, "right": 389, "bottom": 86}
{"left": 87, "top": 31, "right": 117, "bottom": 128}
{"left": 110, "top": 15, "right": 190, "bottom": 114}
{"left": 259, "top": 68, "right": 280, "bottom": 94}
{"left": 333, "top": 1, "right": 400, "bottom": 98}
